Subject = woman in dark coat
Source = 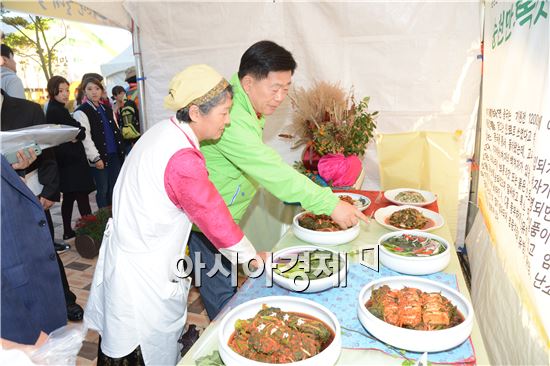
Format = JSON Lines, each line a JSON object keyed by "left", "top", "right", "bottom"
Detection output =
{"left": 46, "top": 76, "right": 95, "bottom": 240}
{"left": 73, "top": 77, "right": 124, "bottom": 209}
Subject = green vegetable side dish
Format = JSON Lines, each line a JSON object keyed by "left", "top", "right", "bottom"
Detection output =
{"left": 274, "top": 250, "right": 343, "bottom": 280}
{"left": 381, "top": 234, "right": 446, "bottom": 257}
{"left": 395, "top": 191, "right": 426, "bottom": 203}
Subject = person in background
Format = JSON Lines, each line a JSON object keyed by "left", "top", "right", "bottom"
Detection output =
{"left": 111, "top": 85, "right": 126, "bottom": 127}
{"left": 1, "top": 154, "right": 67, "bottom": 350}
{"left": 46, "top": 76, "right": 95, "bottom": 240}
{"left": 75, "top": 72, "right": 106, "bottom": 106}
{"left": 1, "top": 44, "right": 25, "bottom": 99}
{"left": 85, "top": 64, "right": 258, "bottom": 365}
{"left": 113, "top": 84, "right": 141, "bottom": 156}
{"left": 124, "top": 66, "right": 139, "bottom": 107}
{"left": 194, "top": 40, "right": 368, "bottom": 319}
{"left": 73, "top": 78, "right": 124, "bottom": 208}
{"left": 112, "top": 84, "right": 140, "bottom": 156}
{"left": 1, "top": 89, "right": 84, "bottom": 321}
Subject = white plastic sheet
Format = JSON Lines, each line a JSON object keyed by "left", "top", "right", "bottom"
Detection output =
{"left": 0, "top": 124, "right": 80, "bottom": 153}
{"left": 466, "top": 213, "right": 548, "bottom": 364}
{"left": 474, "top": 0, "right": 550, "bottom": 362}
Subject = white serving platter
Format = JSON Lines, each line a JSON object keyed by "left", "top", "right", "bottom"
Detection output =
{"left": 374, "top": 205, "right": 444, "bottom": 232}
{"left": 384, "top": 188, "right": 436, "bottom": 207}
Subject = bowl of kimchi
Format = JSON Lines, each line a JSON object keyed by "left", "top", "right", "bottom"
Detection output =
{"left": 218, "top": 296, "right": 342, "bottom": 366}
{"left": 292, "top": 212, "right": 360, "bottom": 245}
{"left": 268, "top": 246, "right": 348, "bottom": 293}
{"left": 357, "top": 276, "right": 474, "bottom": 352}
{"left": 378, "top": 231, "right": 451, "bottom": 275}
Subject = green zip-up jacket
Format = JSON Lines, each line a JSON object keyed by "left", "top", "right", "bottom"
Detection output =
{"left": 200, "top": 74, "right": 338, "bottom": 224}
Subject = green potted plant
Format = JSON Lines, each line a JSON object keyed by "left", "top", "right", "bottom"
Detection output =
{"left": 74, "top": 207, "right": 111, "bottom": 259}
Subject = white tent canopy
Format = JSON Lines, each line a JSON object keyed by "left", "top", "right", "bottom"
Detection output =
{"left": 100, "top": 45, "right": 135, "bottom": 93}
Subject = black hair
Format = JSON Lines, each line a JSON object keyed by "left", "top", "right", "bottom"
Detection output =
{"left": 176, "top": 85, "right": 233, "bottom": 123}
{"left": 81, "top": 72, "right": 103, "bottom": 82}
{"left": 47, "top": 75, "right": 70, "bottom": 99}
{"left": 76, "top": 73, "right": 104, "bottom": 105}
{"left": 81, "top": 77, "right": 104, "bottom": 93}
{"left": 1, "top": 44, "right": 14, "bottom": 58}
{"left": 237, "top": 40, "right": 297, "bottom": 80}
{"left": 111, "top": 85, "right": 126, "bottom": 97}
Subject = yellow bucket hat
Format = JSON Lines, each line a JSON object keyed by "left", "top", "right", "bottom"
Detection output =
{"left": 163, "top": 64, "right": 229, "bottom": 112}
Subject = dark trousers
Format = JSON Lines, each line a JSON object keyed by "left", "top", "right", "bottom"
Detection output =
{"left": 91, "top": 153, "right": 122, "bottom": 208}
{"left": 61, "top": 191, "right": 92, "bottom": 236}
{"left": 44, "top": 209, "right": 77, "bottom": 305}
{"left": 97, "top": 336, "right": 144, "bottom": 366}
{"left": 122, "top": 140, "right": 133, "bottom": 157}
{"left": 187, "top": 231, "right": 236, "bottom": 320}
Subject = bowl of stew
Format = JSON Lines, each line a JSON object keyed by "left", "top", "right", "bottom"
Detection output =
{"left": 218, "top": 296, "right": 342, "bottom": 366}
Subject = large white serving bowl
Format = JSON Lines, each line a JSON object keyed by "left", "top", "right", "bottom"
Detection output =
{"left": 357, "top": 276, "right": 474, "bottom": 353}
{"left": 384, "top": 188, "right": 437, "bottom": 207}
{"left": 218, "top": 296, "right": 342, "bottom": 366}
{"left": 374, "top": 205, "right": 444, "bottom": 232}
{"left": 293, "top": 212, "right": 360, "bottom": 245}
{"left": 378, "top": 231, "right": 451, "bottom": 275}
{"left": 267, "top": 245, "right": 349, "bottom": 293}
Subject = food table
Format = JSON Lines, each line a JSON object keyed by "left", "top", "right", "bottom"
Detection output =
{"left": 179, "top": 191, "right": 489, "bottom": 365}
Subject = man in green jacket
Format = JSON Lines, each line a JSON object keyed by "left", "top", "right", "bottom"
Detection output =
{"left": 189, "top": 40, "right": 367, "bottom": 319}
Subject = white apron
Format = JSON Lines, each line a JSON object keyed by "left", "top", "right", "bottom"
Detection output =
{"left": 85, "top": 119, "right": 198, "bottom": 365}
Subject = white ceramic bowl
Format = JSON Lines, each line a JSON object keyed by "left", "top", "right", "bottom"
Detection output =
{"left": 293, "top": 212, "right": 360, "bottom": 245}
{"left": 267, "top": 246, "right": 348, "bottom": 293}
{"left": 218, "top": 296, "right": 342, "bottom": 366}
{"left": 378, "top": 231, "right": 451, "bottom": 275}
{"left": 336, "top": 192, "right": 371, "bottom": 211}
{"left": 384, "top": 188, "right": 436, "bottom": 207}
{"left": 374, "top": 205, "right": 444, "bottom": 232}
{"left": 357, "top": 276, "right": 474, "bottom": 352}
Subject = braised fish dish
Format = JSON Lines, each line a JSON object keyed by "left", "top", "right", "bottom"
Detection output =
{"left": 339, "top": 195, "right": 355, "bottom": 205}
{"left": 339, "top": 194, "right": 368, "bottom": 209}
{"left": 388, "top": 208, "right": 430, "bottom": 230}
{"left": 228, "top": 306, "right": 334, "bottom": 363}
{"left": 381, "top": 234, "right": 446, "bottom": 257}
{"left": 298, "top": 212, "right": 341, "bottom": 232}
{"left": 366, "top": 285, "right": 464, "bottom": 331}
{"left": 394, "top": 191, "right": 426, "bottom": 203}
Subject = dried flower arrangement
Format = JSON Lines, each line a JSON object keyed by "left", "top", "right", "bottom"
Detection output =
{"left": 283, "top": 81, "right": 378, "bottom": 157}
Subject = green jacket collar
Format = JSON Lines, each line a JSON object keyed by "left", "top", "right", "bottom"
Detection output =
{"left": 230, "top": 74, "right": 265, "bottom": 129}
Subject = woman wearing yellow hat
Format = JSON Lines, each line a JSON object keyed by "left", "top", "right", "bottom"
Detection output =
{"left": 84, "top": 64, "right": 257, "bottom": 365}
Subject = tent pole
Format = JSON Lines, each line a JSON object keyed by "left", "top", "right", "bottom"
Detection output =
{"left": 132, "top": 19, "right": 148, "bottom": 131}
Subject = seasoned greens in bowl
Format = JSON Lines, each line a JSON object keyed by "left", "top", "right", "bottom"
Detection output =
{"left": 298, "top": 213, "right": 341, "bottom": 232}
{"left": 274, "top": 249, "right": 343, "bottom": 280}
{"left": 381, "top": 233, "right": 446, "bottom": 257}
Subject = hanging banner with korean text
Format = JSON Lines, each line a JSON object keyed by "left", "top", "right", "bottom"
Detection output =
{"left": 478, "top": 0, "right": 549, "bottom": 345}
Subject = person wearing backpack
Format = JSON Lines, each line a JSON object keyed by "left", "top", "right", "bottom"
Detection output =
{"left": 112, "top": 84, "right": 141, "bottom": 156}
